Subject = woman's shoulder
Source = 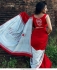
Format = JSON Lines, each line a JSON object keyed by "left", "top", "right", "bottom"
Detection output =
{"left": 45, "top": 14, "right": 50, "bottom": 19}
{"left": 43, "top": 14, "right": 49, "bottom": 18}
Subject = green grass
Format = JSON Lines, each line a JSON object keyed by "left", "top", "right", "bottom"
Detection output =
{"left": 0, "top": 57, "right": 17, "bottom": 68}
{"left": 46, "top": 36, "right": 57, "bottom": 68}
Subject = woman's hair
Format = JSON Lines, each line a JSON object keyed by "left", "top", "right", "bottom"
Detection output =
{"left": 35, "top": 1, "right": 47, "bottom": 14}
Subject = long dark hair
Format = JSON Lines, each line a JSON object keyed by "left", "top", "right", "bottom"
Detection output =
{"left": 35, "top": 1, "right": 47, "bottom": 14}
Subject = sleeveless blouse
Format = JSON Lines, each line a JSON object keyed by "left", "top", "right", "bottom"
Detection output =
{"left": 31, "top": 14, "right": 48, "bottom": 50}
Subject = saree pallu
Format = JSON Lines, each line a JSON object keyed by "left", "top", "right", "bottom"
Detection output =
{"left": 0, "top": 12, "right": 32, "bottom": 57}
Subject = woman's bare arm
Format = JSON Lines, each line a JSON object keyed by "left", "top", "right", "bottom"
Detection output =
{"left": 46, "top": 15, "right": 52, "bottom": 35}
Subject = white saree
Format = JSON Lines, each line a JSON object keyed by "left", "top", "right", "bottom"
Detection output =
{"left": 0, "top": 12, "right": 45, "bottom": 68}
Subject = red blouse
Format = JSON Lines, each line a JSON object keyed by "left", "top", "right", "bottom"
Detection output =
{"left": 31, "top": 14, "right": 48, "bottom": 50}
{"left": 33, "top": 14, "right": 48, "bottom": 28}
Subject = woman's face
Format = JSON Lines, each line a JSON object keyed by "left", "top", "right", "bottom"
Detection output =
{"left": 42, "top": 5, "right": 48, "bottom": 13}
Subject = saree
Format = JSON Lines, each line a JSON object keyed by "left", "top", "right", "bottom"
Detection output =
{"left": 0, "top": 12, "right": 52, "bottom": 68}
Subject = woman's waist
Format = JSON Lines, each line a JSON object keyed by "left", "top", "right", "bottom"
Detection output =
{"left": 35, "top": 27, "right": 44, "bottom": 29}
{"left": 34, "top": 26, "right": 46, "bottom": 29}
{"left": 33, "top": 27, "right": 46, "bottom": 31}
{"left": 32, "top": 28, "right": 48, "bottom": 35}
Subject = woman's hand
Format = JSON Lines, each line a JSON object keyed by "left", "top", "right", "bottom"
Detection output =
{"left": 46, "top": 27, "right": 52, "bottom": 35}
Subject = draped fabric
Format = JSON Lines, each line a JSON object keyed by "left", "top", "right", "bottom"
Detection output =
{"left": 0, "top": 12, "right": 52, "bottom": 68}
{"left": 0, "top": 12, "right": 32, "bottom": 57}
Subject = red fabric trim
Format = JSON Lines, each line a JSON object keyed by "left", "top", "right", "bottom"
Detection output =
{"left": 0, "top": 12, "right": 28, "bottom": 26}
{"left": 19, "top": 12, "right": 29, "bottom": 24}
{"left": 39, "top": 54, "right": 52, "bottom": 68}
{"left": 0, "top": 43, "right": 32, "bottom": 57}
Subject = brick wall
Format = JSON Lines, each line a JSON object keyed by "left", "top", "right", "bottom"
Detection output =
{"left": 52, "top": 0, "right": 57, "bottom": 26}
{"left": 0, "top": 0, "right": 56, "bottom": 67}
{"left": 0, "top": 0, "right": 38, "bottom": 25}
{"left": 0, "top": 0, "right": 55, "bottom": 25}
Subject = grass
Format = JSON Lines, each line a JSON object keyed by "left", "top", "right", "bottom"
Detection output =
{"left": 0, "top": 57, "right": 17, "bottom": 68}
{"left": 46, "top": 36, "right": 57, "bottom": 68}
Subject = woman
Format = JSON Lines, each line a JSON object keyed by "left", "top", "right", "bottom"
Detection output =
{"left": 30, "top": 1, "right": 52, "bottom": 68}
{"left": 0, "top": 1, "right": 52, "bottom": 68}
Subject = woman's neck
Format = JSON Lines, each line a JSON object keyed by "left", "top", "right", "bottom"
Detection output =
{"left": 34, "top": 13, "right": 45, "bottom": 18}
